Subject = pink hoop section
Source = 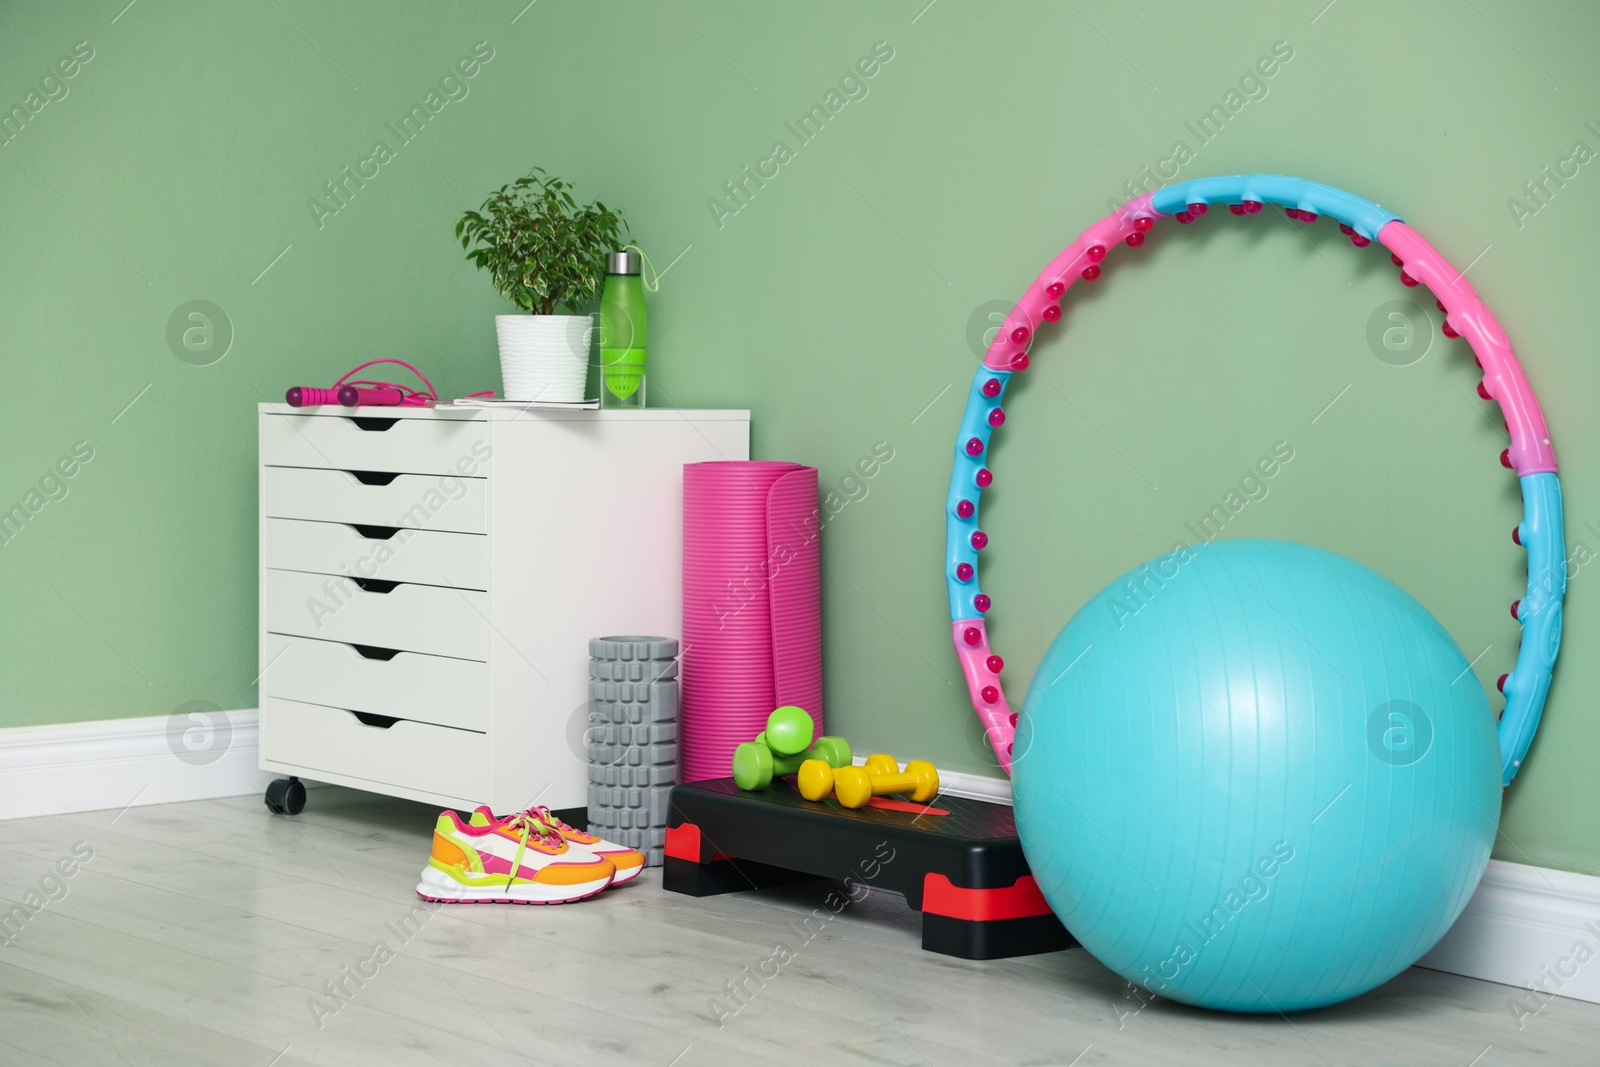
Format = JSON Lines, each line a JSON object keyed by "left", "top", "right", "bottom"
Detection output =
{"left": 982, "top": 194, "right": 1159, "bottom": 373}
{"left": 952, "top": 619, "right": 1013, "bottom": 769}
{"left": 1376, "top": 222, "right": 1555, "bottom": 475}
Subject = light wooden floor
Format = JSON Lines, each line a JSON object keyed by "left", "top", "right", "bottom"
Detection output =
{"left": 1, "top": 788, "right": 1596, "bottom": 1066}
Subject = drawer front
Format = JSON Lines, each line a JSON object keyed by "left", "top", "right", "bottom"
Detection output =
{"left": 263, "top": 517, "right": 487, "bottom": 590}
{"left": 261, "top": 413, "right": 490, "bottom": 477}
{"left": 261, "top": 696, "right": 485, "bottom": 801}
{"left": 263, "top": 466, "right": 487, "bottom": 534}
{"left": 261, "top": 634, "right": 487, "bottom": 732}
{"left": 263, "top": 569, "right": 488, "bottom": 660}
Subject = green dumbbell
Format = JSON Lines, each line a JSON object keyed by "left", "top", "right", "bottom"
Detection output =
{"left": 733, "top": 735, "right": 853, "bottom": 790}
{"left": 753, "top": 705, "right": 817, "bottom": 756}
{"left": 732, "top": 706, "right": 853, "bottom": 791}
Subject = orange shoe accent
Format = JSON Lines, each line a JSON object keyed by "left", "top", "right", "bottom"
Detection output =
{"left": 533, "top": 858, "right": 616, "bottom": 886}
{"left": 597, "top": 849, "right": 645, "bottom": 882}
{"left": 431, "top": 832, "right": 472, "bottom": 870}
{"left": 606, "top": 850, "right": 644, "bottom": 872}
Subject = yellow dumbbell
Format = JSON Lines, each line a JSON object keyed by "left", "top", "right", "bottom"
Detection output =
{"left": 798, "top": 753, "right": 897, "bottom": 801}
{"left": 797, "top": 754, "right": 939, "bottom": 808}
{"left": 862, "top": 753, "right": 899, "bottom": 776}
{"left": 799, "top": 754, "right": 885, "bottom": 801}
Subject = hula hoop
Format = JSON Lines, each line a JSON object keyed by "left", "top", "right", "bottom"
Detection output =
{"left": 946, "top": 174, "right": 1563, "bottom": 787}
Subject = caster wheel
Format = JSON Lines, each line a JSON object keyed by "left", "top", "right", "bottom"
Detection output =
{"left": 264, "top": 777, "right": 306, "bottom": 815}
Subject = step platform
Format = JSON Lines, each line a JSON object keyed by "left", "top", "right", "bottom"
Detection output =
{"left": 663, "top": 776, "right": 1076, "bottom": 960}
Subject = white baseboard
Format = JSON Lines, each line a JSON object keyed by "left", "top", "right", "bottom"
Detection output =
{"left": 1419, "top": 859, "right": 1600, "bottom": 1006}
{"left": 938, "top": 766, "right": 1014, "bottom": 804}
{"left": 0, "top": 709, "right": 274, "bottom": 821}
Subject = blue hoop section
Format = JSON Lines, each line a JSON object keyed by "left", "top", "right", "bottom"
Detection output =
{"left": 1151, "top": 173, "right": 1403, "bottom": 239}
{"left": 945, "top": 368, "right": 1012, "bottom": 618}
{"left": 1507, "top": 473, "right": 1565, "bottom": 781}
{"left": 948, "top": 175, "right": 1565, "bottom": 787}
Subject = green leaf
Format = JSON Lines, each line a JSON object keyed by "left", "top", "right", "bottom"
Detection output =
{"left": 453, "top": 164, "right": 632, "bottom": 313}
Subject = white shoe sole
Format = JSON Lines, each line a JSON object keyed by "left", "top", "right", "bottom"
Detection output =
{"left": 415, "top": 865, "right": 612, "bottom": 905}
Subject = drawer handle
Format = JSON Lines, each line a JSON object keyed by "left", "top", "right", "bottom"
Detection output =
{"left": 347, "top": 523, "right": 401, "bottom": 540}
{"left": 348, "top": 470, "right": 401, "bottom": 486}
{"left": 350, "top": 577, "right": 400, "bottom": 594}
{"left": 350, "top": 643, "right": 401, "bottom": 661}
{"left": 347, "top": 417, "right": 400, "bottom": 432}
{"left": 350, "top": 711, "right": 400, "bottom": 729}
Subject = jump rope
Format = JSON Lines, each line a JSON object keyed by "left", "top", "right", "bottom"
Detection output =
{"left": 285, "top": 358, "right": 496, "bottom": 408}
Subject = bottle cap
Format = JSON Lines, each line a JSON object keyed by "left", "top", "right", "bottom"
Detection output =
{"left": 606, "top": 251, "right": 640, "bottom": 275}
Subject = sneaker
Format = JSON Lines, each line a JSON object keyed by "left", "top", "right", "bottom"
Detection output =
{"left": 417, "top": 809, "right": 615, "bottom": 904}
{"left": 469, "top": 805, "right": 646, "bottom": 886}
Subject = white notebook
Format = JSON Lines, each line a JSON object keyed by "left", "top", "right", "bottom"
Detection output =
{"left": 441, "top": 397, "right": 600, "bottom": 410}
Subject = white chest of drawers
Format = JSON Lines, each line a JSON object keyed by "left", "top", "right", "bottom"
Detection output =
{"left": 256, "top": 403, "right": 750, "bottom": 813}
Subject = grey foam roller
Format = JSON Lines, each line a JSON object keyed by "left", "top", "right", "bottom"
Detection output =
{"left": 586, "top": 636, "right": 679, "bottom": 866}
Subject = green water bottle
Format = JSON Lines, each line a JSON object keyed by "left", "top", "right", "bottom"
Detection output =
{"left": 599, "top": 251, "right": 647, "bottom": 407}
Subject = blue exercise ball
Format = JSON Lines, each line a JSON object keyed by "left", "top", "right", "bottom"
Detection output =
{"left": 1012, "top": 538, "right": 1499, "bottom": 1012}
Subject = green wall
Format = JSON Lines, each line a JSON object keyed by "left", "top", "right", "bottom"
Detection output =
{"left": 2, "top": 1, "right": 1596, "bottom": 874}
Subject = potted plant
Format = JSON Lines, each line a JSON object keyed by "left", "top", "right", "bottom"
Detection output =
{"left": 456, "top": 167, "right": 627, "bottom": 401}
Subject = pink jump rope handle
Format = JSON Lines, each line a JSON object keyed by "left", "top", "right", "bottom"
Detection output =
{"left": 336, "top": 385, "right": 405, "bottom": 406}
{"left": 285, "top": 386, "right": 341, "bottom": 407}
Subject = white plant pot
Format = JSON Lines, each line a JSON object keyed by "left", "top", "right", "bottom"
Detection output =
{"left": 495, "top": 314, "right": 591, "bottom": 402}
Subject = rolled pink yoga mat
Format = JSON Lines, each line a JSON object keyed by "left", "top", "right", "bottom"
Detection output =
{"left": 681, "top": 461, "right": 823, "bottom": 782}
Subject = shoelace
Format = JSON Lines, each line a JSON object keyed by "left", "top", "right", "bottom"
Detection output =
{"left": 498, "top": 811, "right": 563, "bottom": 888}
{"left": 523, "top": 805, "right": 584, "bottom": 839}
